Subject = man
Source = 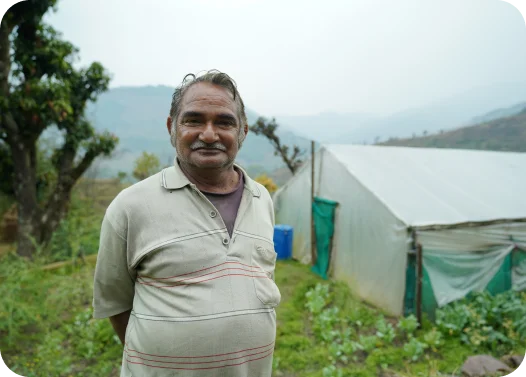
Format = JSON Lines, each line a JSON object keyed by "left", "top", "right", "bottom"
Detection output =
{"left": 93, "top": 70, "right": 281, "bottom": 377}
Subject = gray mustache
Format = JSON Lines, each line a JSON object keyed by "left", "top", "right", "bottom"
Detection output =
{"left": 190, "top": 141, "right": 227, "bottom": 151}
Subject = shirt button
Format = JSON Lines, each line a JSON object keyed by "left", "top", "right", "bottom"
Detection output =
{"left": 210, "top": 210, "right": 217, "bottom": 218}
{"left": 222, "top": 238, "right": 229, "bottom": 245}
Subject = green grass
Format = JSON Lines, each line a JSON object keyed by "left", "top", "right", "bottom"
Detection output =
{"left": 273, "top": 261, "right": 525, "bottom": 377}
{"left": 0, "top": 255, "right": 523, "bottom": 377}
{"left": 0, "top": 178, "right": 126, "bottom": 376}
{"left": 0, "top": 256, "right": 122, "bottom": 377}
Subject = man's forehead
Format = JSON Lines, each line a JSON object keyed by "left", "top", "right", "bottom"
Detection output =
{"left": 182, "top": 82, "right": 236, "bottom": 107}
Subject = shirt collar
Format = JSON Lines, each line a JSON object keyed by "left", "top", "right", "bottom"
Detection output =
{"left": 160, "top": 158, "right": 261, "bottom": 197}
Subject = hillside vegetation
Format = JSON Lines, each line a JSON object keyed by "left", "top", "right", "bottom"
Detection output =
{"left": 381, "top": 108, "right": 526, "bottom": 152}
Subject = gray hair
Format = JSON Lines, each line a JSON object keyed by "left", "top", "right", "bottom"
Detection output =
{"left": 169, "top": 70, "right": 248, "bottom": 128}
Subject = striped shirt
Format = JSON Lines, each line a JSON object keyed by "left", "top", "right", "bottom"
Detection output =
{"left": 93, "top": 161, "right": 281, "bottom": 377}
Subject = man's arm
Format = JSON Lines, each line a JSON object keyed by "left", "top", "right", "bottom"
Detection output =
{"left": 110, "top": 309, "right": 132, "bottom": 345}
{"left": 93, "top": 205, "right": 135, "bottom": 339}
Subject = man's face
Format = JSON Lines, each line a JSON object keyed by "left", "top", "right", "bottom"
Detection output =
{"left": 167, "top": 82, "right": 248, "bottom": 170}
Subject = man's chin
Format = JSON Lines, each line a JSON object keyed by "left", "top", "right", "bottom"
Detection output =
{"left": 189, "top": 157, "right": 231, "bottom": 169}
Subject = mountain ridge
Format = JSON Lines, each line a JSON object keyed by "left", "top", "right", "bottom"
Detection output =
{"left": 380, "top": 104, "right": 526, "bottom": 152}
{"left": 274, "top": 81, "right": 526, "bottom": 144}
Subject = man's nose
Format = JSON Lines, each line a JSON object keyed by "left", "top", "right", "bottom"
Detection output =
{"left": 199, "top": 121, "right": 219, "bottom": 143}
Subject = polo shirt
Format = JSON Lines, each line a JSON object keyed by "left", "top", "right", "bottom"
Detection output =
{"left": 93, "top": 162, "right": 281, "bottom": 377}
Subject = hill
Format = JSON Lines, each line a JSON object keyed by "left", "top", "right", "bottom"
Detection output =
{"left": 85, "top": 86, "right": 311, "bottom": 179}
{"left": 381, "top": 107, "right": 526, "bottom": 152}
{"left": 276, "top": 81, "right": 526, "bottom": 144}
{"left": 467, "top": 101, "right": 526, "bottom": 126}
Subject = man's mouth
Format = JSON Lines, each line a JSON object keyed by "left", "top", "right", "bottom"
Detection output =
{"left": 194, "top": 148, "right": 223, "bottom": 153}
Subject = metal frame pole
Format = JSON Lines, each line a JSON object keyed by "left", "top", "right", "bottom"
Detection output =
{"left": 416, "top": 242, "right": 423, "bottom": 327}
{"left": 311, "top": 140, "right": 316, "bottom": 266}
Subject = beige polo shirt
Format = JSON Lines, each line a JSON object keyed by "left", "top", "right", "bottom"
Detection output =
{"left": 93, "top": 162, "right": 281, "bottom": 377}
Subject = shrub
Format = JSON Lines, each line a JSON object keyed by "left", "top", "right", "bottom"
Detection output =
{"left": 397, "top": 314, "right": 419, "bottom": 337}
{"left": 403, "top": 338, "right": 428, "bottom": 362}
{"left": 305, "top": 283, "right": 330, "bottom": 315}
{"left": 422, "top": 328, "right": 444, "bottom": 351}
{"left": 323, "top": 364, "right": 344, "bottom": 377}
{"left": 435, "top": 290, "right": 526, "bottom": 352}
{"left": 375, "top": 316, "right": 396, "bottom": 343}
{"left": 255, "top": 174, "right": 278, "bottom": 194}
{"left": 358, "top": 335, "right": 379, "bottom": 353}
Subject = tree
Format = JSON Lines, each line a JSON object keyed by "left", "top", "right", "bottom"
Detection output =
{"left": 133, "top": 152, "right": 160, "bottom": 181}
{"left": 0, "top": 1, "right": 118, "bottom": 257}
{"left": 117, "top": 171, "right": 128, "bottom": 183}
{"left": 255, "top": 174, "right": 278, "bottom": 194}
{"left": 249, "top": 117, "right": 303, "bottom": 175}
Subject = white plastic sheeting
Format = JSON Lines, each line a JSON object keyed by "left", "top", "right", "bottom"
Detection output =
{"left": 326, "top": 145, "right": 526, "bottom": 228}
{"left": 319, "top": 152, "right": 409, "bottom": 316}
{"left": 274, "top": 148, "right": 409, "bottom": 315}
{"left": 418, "top": 223, "right": 526, "bottom": 307}
{"left": 273, "top": 144, "right": 526, "bottom": 316}
{"left": 274, "top": 158, "right": 319, "bottom": 265}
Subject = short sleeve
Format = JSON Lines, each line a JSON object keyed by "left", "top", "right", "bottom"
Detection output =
{"left": 92, "top": 204, "right": 136, "bottom": 319}
{"left": 269, "top": 197, "right": 275, "bottom": 227}
{"left": 262, "top": 184, "right": 275, "bottom": 227}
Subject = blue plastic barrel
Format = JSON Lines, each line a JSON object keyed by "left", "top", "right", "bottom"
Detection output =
{"left": 273, "top": 224, "right": 294, "bottom": 260}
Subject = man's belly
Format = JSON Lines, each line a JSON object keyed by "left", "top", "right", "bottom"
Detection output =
{"left": 122, "top": 309, "right": 276, "bottom": 377}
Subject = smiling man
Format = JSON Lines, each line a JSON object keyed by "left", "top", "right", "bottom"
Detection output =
{"left": 93, "top": 70, "right": 281, "bottom": 377}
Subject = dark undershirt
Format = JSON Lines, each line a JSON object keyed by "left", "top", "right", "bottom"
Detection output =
{"left": 201, "top": 169, "right": 244, "bottom": 238}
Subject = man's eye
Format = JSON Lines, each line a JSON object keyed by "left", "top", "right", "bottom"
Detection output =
{"left": 185, "top": 119, "right": 201, "bottom": 124}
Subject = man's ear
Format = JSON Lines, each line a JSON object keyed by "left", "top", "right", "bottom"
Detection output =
{"left": 243, "top": 123, "right": 249, "bottom": 138}
{"left": 166, "top": 116, "right": 173, "bottom": 135}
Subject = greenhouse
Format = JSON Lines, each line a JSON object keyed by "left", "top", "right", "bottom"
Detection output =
{"left": 273, "top": 145, "right": 526, "bottom": 317}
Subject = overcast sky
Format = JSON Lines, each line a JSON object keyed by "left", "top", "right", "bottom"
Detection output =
{"left": 44, "top": 0, "right": 526, "bottom": 116}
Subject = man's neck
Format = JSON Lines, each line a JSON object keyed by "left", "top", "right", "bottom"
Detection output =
{"left": 178, "top": 160, "right": 240, "bottom": 194}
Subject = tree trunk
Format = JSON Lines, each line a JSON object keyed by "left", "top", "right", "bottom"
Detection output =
{"left": 15, "top": 170, "right": 74, "bottom": 257}
{"left": 39, "top": 182, "right": 73, "bottom": 247}
{"left": 8, "top": 135, "right": 41, "bottom": 258}
{"left": 7, "top": 134, "right": 40, "bottom": 257}
{"left": 6, "top": 119, "right": 101, "bottom": 257}
{"left": 17, "top": 200, "right": 40, "bottom": 258}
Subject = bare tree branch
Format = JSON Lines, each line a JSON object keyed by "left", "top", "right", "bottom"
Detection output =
{"left": 249, "top": 117, "right": 304, "bottom": 175}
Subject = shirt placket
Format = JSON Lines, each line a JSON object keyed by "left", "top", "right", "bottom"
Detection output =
{"left": 189, "top": 183, "right": 253, "bottom": 252}
{"left": 189, "top": 183, "right": 233, "bottom": 249}
{"left": 230, "top": 186, "right": 253, "bottom": 245}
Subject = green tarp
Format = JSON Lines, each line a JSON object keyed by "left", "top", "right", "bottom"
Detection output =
{"left": 311, "top": 197, "right": 338, "bottom": 280}
{"left": 405, "top": 247, "right": 526, "bottom": 319}
{"left": 513, "top": 249, "right": 526, "bottom": 291}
